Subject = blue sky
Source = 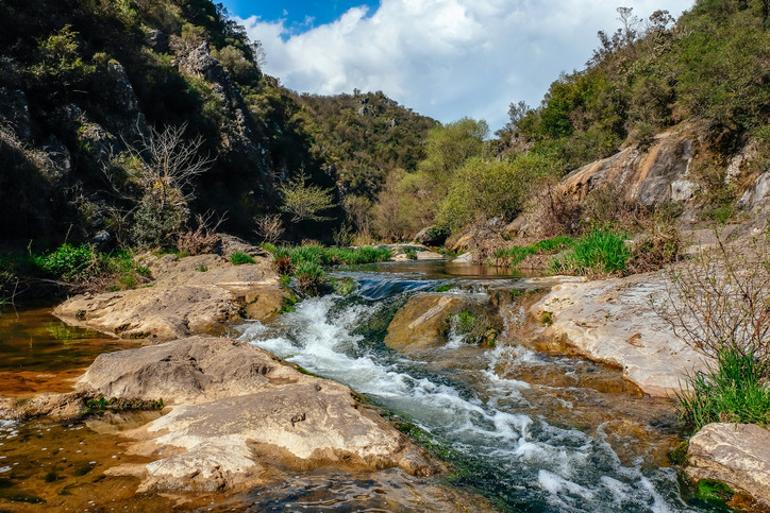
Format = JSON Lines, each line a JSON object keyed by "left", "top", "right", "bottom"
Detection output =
{"left": 226, "top": 0, "right": 694, "bottom": 129}
{"left": 222, "top": 1, "right": 379, "bottom": 32}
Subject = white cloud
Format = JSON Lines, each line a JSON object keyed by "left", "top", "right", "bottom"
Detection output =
{"left": 236, "top": 0, "right": 694, "bottom": 129}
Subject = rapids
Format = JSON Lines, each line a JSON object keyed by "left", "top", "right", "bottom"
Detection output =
{"left": 237, "top": 267, "right": 708, "bottom": 513}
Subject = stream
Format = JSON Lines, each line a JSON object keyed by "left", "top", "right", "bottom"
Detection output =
{"left": 0, "top": 263, "right": 718, "bottom": 512}
{"left": 235, "top": 262, "right": 708, "bottom": 513}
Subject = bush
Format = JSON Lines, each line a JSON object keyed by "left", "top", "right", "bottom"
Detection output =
{"left": 436, "top": 154, "right": 553, "bottom": 233}
{"left": 264, "top": 244, "right": 391, "bottom": 268}
{"left": 294, "top": 260, "right": 326, "bottom": 296}
{"left": 229, "top": 251, "right": 255, "bottom": 265}
{"left": 34, "top": 244, "right": 97, "bottom": 281}
{"left": 551, "top": 229, "right": 630, "bottom": 275}
{"left": 656, "top": 233, "right": 770, "bottom": 361}
{"left": 279, "top": 174, "right": 336, "bottom": 222}
{"left": 678, "top": 349, "right": 770, "bottom": 433}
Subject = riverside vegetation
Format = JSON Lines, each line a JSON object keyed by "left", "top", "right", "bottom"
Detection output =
{"left": 2, "top": 0, "right": 770, "bottom": 511}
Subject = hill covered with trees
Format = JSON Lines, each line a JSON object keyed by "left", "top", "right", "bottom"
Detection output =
{"left": 0, "top": 0, "right": 434, "bottom": 248}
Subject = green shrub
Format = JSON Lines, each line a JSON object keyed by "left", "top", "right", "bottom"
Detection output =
{"left": 230, "top": 251, "right": 255, "bottom": 265}
{"left": 263, "top": 244, "right": 390, "bottom": 268}
{"left": 678, "top": 349, "right": 770, "bottom": 433}
{"left": 436, "top": 154, "right": 553, "bottom": 233}
{"left": 404, "top": 247, "right": 418, "bottom": 260}
{"left": 294, "top": 261, "right": 326, "bottom": 296}
{"left": 551, "top": 229, "right": 629, "bottom": 274}
{"left": 448, "top": 308, "right": 497, "bottom": 347}
{"left": 494, "top": 235, "right": 575, "bottom": 267}
{"left": 34, "top": 244, "right": 97, "bottom": 281}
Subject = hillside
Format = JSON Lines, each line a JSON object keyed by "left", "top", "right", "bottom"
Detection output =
{"left": 0, "top": 0, "right": 431, "bottom": 247}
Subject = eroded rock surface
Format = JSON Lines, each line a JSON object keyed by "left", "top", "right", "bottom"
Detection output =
{"left": 687, "top": 423, "right": 770, "bottom": 507}
{"left": 530, "top": 271, "right": 707, "bottom": 396}
{"left": 76, "top": 337, "right": 432, "bottom": 493}
{"left": 385, "top": 292, "right": 494, "bottom": 353}
{"left": 54, "top": 253, "right": 284, "bottom": 340}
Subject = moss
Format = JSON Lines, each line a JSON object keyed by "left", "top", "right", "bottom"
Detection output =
{"left": 540, "top": 311, "right": 554, "bottom": 326}
{"left": 694, "top": 480, "right": 734, "bottom": 507}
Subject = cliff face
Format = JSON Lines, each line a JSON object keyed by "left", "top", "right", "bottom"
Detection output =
{"left": 506, "top": 121, "right": 770, "bottom": 239}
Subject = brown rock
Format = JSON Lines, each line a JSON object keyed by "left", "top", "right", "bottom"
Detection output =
{"left": 76, "top": 337, "right": 432, "bottom": 493}
{"left": 54, "top": 253, "right": 284, "bottom": 340}
{"left": 687, "top": 423, "right": 770, "bottom": 507}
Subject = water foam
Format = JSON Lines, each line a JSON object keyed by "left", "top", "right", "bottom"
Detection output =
{"left": 237, "top": 277, "right": 698, "bottom": 513}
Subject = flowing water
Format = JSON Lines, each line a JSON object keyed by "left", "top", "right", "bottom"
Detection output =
{"left": 0, "top": 265, "right": 717, "bottom": 512}
{"left": 236, "top": 263, "right": 711, "bottom": 513}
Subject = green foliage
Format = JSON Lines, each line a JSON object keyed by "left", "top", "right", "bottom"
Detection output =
{"left": 331, "top": 277, "right": 357, "bottom": 296}
{"left": 551, "top": 229, "right": 629, "bottom": 275}
{"left": 34, "top": 244, "right": 96, "bottom": 281}
{"left": 436, "top": 154, "right": 554, "bottom": 233}
{"left": 493, "top": 235, "right": 575, "bottom": 267}
{"left": 31, "top": 25, "right": 96, "bottom": 88}
{"left": 298, "top": 91, "right": 436, "bottom": 203}
{"left": 229, "top": 251, "right": 255, "bottom": 265}
{"left": 279, "top": 174, "right": 336, "bottom": 223}
{"left": 294, "top": 260, "right": 326, "bottom": 296}
{"left": 449, "top": 308, "right": 497, "bottom": 347}
{"left": 264, "top": 244, "right": 391, "bottom": 267}
{"left": 419, "top": 118, "right": 489, "bottom": 179}
{"left": 678, "top": 349, "right": 770, "bottom": 433}
{"left": 435, "top": 283, "right": 455, "bottom": 293}
{"left": 404, "top": 247, "right": 418, "bottom": 260}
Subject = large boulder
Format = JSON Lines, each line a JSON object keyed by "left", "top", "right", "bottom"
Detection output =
{"left": 385, "top": 292, "right": 497, "bottom": 353}
{"left": 78, "top": 337, "right": 432, "bottom": 493}
{"left": 530, "top": 270, "right": 707, "bottom": 396}
{"left": 687, "top": 423, "right": 770, "bottom": 507}
{"left": 54, "top": 253, "right": 285, "bottom": 340}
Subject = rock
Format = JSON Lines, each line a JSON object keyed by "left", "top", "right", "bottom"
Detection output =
{"left": 687, "top": 423, "right": 770, "bottom": 506}
{"left": 453, "top": 252, "right": 474, "bottom": 263}
{"left": 414, "top": 226, "right": 448, "bottom": 246}
{"left": 416, "top": 250, "right": 444, "bottom": 260}
{"left": 0, "top": 87, "right": 31, "bottom": 141}
{"left": 530, "top": 270, "right": 707, "bottom": 396}
{"left": 385, "top": 293, "right": 496, "bottom": 353}
{"left": 54, "top": 253, "right": 284, "bottom": 340}
{"left": 78, "top": 337, "right": 432, "bottom": 492}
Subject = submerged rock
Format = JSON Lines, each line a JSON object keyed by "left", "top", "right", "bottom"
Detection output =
{"left": 530, "top": 270, "right": 707, "bottom": 396}
{"left": 54, "top": 253, "right": 284, "bottom": 340}
{"left": 77, "top": 337, "right": 433, "bottom": 493}
{"left": 687, "top": 423, "right": 770, "bottom": 507}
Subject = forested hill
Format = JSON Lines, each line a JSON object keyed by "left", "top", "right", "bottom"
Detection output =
{"left": 0, "top": 0, "right": 434, "bottom": 246}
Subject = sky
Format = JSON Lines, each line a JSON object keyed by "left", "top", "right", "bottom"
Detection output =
{"left": 222, "top": 0, "right": 694, "bottom": 129}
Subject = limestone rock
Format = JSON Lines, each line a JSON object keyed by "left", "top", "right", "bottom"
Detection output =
{"left": 54, "top": 253, "right": 284, "bottom": 340}
{"left": 414, "top": 226, "right": 448, "bottom": 246}
{"left": 78, "top": 337, "right": 432, "bottom": 492}
{"left": 531, "top": 270, "right": 707, "bottom": 396}
{"left": 385, "top": 293, "right": 496, "bottom": 353}
{"left": 687, "top": 423, "right": 770, "bottom": 506}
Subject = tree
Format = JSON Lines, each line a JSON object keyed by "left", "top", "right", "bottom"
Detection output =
{"left": 279, "top": 174, "right": 336, "bottom": 223}
{"left": 106, "top": 123, "right": 213, "bottom": 246}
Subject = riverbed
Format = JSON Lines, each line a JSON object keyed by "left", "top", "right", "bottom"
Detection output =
{"left": 0, "top": 262, "right": 718, "bottom": 512}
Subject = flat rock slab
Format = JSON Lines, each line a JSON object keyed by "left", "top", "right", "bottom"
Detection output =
{"left": 78, "top": 337, "right": 430, "bottom": 493}
{"left": 687, "top": 423, "right": 770, "bottom": 506}
{"left": 531, "top": 271, "right": 707, "bottom": 396}
{"left": 54, "top": 253, "right": 284, "bottom": 340}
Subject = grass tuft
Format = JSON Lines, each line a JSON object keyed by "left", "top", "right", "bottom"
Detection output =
{"left": 678, "top": 349, "right": 770, "bottom": 433}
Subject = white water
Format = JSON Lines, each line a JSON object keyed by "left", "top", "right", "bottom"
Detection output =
{"left": 237, "top": 277, "right": 700, "bottom": 513}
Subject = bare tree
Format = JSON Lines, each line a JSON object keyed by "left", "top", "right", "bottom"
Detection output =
{"left": 254, "top": 214, "right": 284, "bottom": 243}
{"left": 177, "top": 210, "right": 227, "bottom": 256}
{"left": 654, "top": 231, "right": 770, "bottom": 361}
{"left": 104, "top": 123, "right": 214, "bottom": 246}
